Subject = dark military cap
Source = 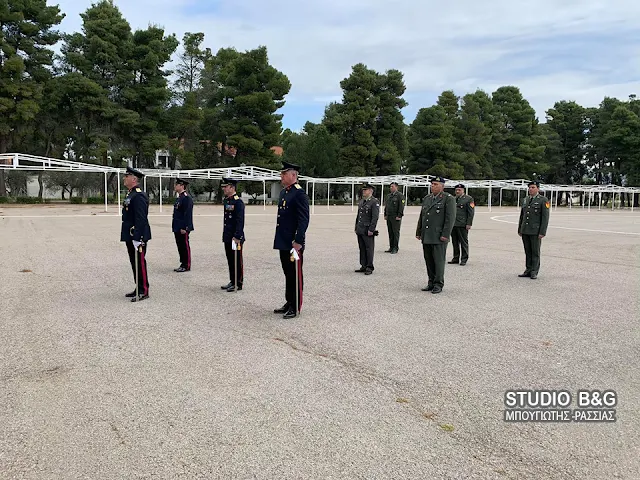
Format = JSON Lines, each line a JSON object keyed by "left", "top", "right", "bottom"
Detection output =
{"left": 528, "top": 180, "right": 540, "bottom": 187}
{"left": 175, "top": 178, "right": 190, "bottom": 186}
{"left": 280, "top": 161, "right": 300, "bottom": 173}
{"left": 220, "top": 177, "right": 238, "bottom": 187}
{"left": 125, "top": 166, "right": 144, "bottom": 178}
{"left": 431, "top": 176, "right": 446, "bottom": 184}
{"left": 390, "top": 181, "right": 399, "bottom": 186}
{"left": 454, "top": 183, "right": 465, "bottom": 189}
{"left": 361, "top": 183, "right": 375, "bottom": 191}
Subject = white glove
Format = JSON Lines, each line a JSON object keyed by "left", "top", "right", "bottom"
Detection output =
{"left": 133, "top": 240, "right": 142, "bottom": 249}
{"left": 231, "top": 240, "right": 237, "bottom": 251}
{"left": 290, "top": 248, "right": 300, "bottom": 260}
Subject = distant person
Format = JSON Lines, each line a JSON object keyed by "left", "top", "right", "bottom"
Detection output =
{"left": 518, "top": 181, "right": 550, "bottom": 279}
{"left": 415, "top": 176, "right": 456, "bottom": 293}
{"left": 354, "top": 183, "right": 380, "bottom": 274}
{"left": 449, "top": 183, "right": 475, "bottom": 266}
{"left": 273, "top": 162, "right": 310, "bottom": 319}
{"left": 220, "top": 178, "right": 245, "bottom": 292}
{"left": 384, "top": 181, "right": 405, "bottom": 254}
{"left": 120, "top": 167, "right": 151, "bottom": 302}
{"left": 172, "top": 178, "right": 194, "bottom": 272}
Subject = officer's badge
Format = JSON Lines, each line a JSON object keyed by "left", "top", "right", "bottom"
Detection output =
{"left": 470, "top": 202, "right": 475, "bottom": 208}
{"left": 294, "top": 184, "right": 302, "bottom": 189}
{"left": 233, "top": 195, "right": 239, "bottom": 200}
{"left": 545, "top": 202, "right": 550, "bottom": 208}
{"left": 135, "top": 188, "right": 141, "bottom": 192}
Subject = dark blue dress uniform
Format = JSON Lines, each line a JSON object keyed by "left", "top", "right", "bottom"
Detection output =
{"left": 273, "top": 162, "right": 310, "bottom": 317}
{"left": 172, "top": 178, "right": 194, "bottom": 272}
{"left": 220, "top": 178, "right": 245, "bottom": 291}
{"left": 120, "top": 167, "right": 151, "bottom": 301}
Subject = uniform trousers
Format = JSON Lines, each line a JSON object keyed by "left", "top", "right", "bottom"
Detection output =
{"left": 174, "top": 231, "right": 191, "bottom": 269}
{"left": 521, "top": 234, "right": 542, "bottom": 274}
{"left": 423, "top": 243, "right": 448, "bottom": 288}
{"left": 224, "top": 241, "right": 244, "bottom": 287}
{"left": 126, "top": 240, "right": 149, "bottom": 295}
{"left": 451, "top": 226, "right": 469, "bottom": 262}
{"left": 279, "top": 249, "right": 304, "bottom": 312}
{"left": 386, "top": 218, "right": 401, "bottom": 251}
{"left": 357, "top": 233, "right": 375, "bottom": 269}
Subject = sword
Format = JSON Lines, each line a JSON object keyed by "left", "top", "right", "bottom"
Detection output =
{"left": 234, "top": 240, "right": 238, "bottom": 292}
{"left": 135, "top": 243, "right": 139, "bottom": 299}
{"left": 291, "top": 247, "right": 300, "bottom": 315}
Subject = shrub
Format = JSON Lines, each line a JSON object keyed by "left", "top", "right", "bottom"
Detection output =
{"left": 16, "top": 197, "right": 42, "bottom": 204}
{"left": 87, "top": 196, "right": 105, "bottom": 204}
{"left": 70, "top": 197, "right": 83, "bottom": 204}
{"left": 0, "top": 196, "right": 9, "bottom": 203}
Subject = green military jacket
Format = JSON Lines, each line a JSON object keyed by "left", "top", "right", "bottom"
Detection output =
{"left": 454, "top": 194, "right": 475, "bottom": 227}
{"left": 416, "top": 192, "right": 456, "bottom": 244}
{"left": 518, "top": 194, "right": 550, "bottom": 236}
{"left": 384, "top": 191, "right": 405, "bottom": 219}
{"left": 355, "top": 196, "right": 380, "bottom": 235}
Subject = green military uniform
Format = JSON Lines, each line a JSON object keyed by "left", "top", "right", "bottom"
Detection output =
{"left": 450, "top": 191, "right": 475, "bottom": 265}
{"left": 355, "top": 184, "right": 380, "bottom": 274}
{"left": 384, "top": 187, "right": 405, "bottom": 253}
{"left": 416, "top": 184, "right": 456, "bottom": 292}
{"left": 518, "top": 192, "right": 550, "bottom": 279}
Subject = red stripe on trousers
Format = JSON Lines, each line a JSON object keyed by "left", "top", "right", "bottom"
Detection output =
{"left": 185, "top": 232, "right": 191, "bottom": 269}
{"left": 140, "top": 248, "right": 148, "bottom": 295}
{"left": 297, "top": 257, "right": 303, "bottom": 312}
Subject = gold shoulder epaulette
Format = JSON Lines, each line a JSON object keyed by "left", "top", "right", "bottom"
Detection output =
{"left": 294, "top": 183, "right": 302, "bottom": 189}
{"left": 135, "top": 188, "right": 141, "bottom": 192}
{"left": 233, "top": 195, "right": 239, "bottom": 200}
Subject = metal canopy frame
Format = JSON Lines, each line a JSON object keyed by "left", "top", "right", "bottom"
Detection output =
{"left": 1, "top": 153, "right": 638, "bottom": 214}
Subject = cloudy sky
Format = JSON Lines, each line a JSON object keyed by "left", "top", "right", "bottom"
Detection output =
{"left": 53, "top": 0, "right": 640, "bottom": 131}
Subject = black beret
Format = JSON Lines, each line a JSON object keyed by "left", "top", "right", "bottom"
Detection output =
{"left": 390, "top": 181, "right": 399, "bottom": 186}
{"left": 361, "top": 183, "right": 375, "bottom": 191}
{"left": 431, "top": 176, "right": 446, "bottom": 184}
{"left": 528, "top": 181, "right": 540, "bottom": 187}
{"left": 281, "top": 161, "right": 300, "bottom": 173}
{"left": 454, "top": 183, "right": 465, "bottom": 189}
{"left": 125, "top": 166, "right": 144, "bottom": 179}
{"left": 220, "top": 177, "right": 238, "bottom": 187}
{"left": 175, "top": 178, "right": 190, "bottom": 186}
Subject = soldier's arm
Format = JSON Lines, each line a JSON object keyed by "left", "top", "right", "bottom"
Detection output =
{"left": 369, "top": 200, "right": 380, "bottom": 232}
{"left": 186, "top": 196, "right": 194, "bottom": 231}
{"left": 416, "top": 207, "right": 422, "bottom": 237}
{"left": 383, "top": 197, "right": 387, "bottom": 217}
{"left": 518, "top": 205, "right": 524, "bottom": 235}
{"left": 294, "top": 192, "right": 310, "bottom": 245}
{"left": 235, "top": 200, "right": 245, "bottom": 240}
{"left": 442, "top": 195, "right": 456, "bottom": 239}
{"left": 466, "top": 197, "right": 475, "bottom": 226}
{"left": 132, "top": 194, "right": 148, "bottom": 242}
{"left": 540, "top": 197, "right": 550, "bottom": 236}
{"left": 398, "top": 193, "right": 405, "bottom": 217}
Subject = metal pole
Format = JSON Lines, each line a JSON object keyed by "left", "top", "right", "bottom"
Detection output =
{"left": 117, "top": 171, "right": 121, "bottom": 208}
{"left": 327, "top": 182, "right": 330, "bottom": 210}
{"left": 351, "top": 182, "right": 354, "bottom": 212}
{"left": 555, "top": 190, "right": 559, "bottom": 210}
{"left": 380, "top": 183, "right": 384, "bottom": 206}
{"left": 104, "top": 172, "right": 108, "bottom": 213}
{"left": 312, "top": 182, "right": 315, "bottom": 214}
{"left": 569, "top": 191, "right": 572, "bottom": 209}
{"left": 517, "top": 189, "right": 520, "bottom": 208}
{"left": 159, "top": 176, "right": 163, "bottom": 213}
{"left": 499, "top": 188, "right": 503, "bottom": 207}
{"left": 612, "top": 192, "right": 615, "bottom": 211}
{"left": 488, "top": 185, "right": 492, "bottom": 212}
{"left": 263, "top": 180, "right": 266, "bottom": 210}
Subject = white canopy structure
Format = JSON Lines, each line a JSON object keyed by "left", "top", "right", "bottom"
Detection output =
{"left": 1, "top": 152, "right": 638, "bottom": 214}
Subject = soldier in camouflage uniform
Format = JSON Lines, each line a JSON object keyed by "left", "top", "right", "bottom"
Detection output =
{"left": 518, "top": 181, "right": 550, "bottom": 279}
{"left": 355, "top": 183, "right": 380, "bottom": 275}
{"left": 384, "top": 181, "right": 405, "bottom": 254}
{"left": 449, "top": 183, "right": 475, "bottom": 266}
{"left": 415, "top": 176, "right": 456, "bottom": 293}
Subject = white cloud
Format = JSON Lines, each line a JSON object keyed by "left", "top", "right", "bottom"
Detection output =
{"left": 53, "top": 0, "right": 640, "bottom": 124}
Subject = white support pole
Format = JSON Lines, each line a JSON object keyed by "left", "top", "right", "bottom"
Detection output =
{"left": 351, "top": 182, "right": 355, "bottom": 212}
{"left": 632, "top": 192, "right": 635, "bottom": 212}
{"left": 312, "top": 182, "right": 315, "bottom": 214}
{"left": 499, "top": 188, "right": 503, "bottom": 207}
{"left": 159, "top": 176, "right": 163, "bottom": 213}
{"left": 612, "top": 192, "right": 615, "bottom": 211}
{"left": 517, "top": 189, "right": 520, "bottom": 208}
{"left": 327, "top": 182, "right": 330, "bottom": 209}
{"left": 569, "top": 190, "right": 572, "bottom": 209}
{"left": 380, "top": 183, "right": 384, "bottom": 206}
{"left": 104, "top": 172, "right": 108, "bottom": 213}
{"left": 488, "top": 185, "right": 492, "bottom": 212}
{"left": 144, "top": 175, "right": 147, "bottom": 192}
{"left": 263, "top": 180, "right": 266, "bottom": 210}
{"left": 555, "top": 190, "right": 559, "bottom": 210}
{"left": 117, "top": 171, "right": 121, "bottom": 208}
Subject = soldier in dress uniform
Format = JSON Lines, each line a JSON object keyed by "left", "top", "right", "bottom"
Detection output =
{"left": 172, "top": 178, "right": 194, "bottom": 272}
{"left": 449, "top": 183, "right": 475, "bottom": 266}
{"left": 518, "top": 181, "right": 550, "bottom": 279}
{"left": 273, "top": 161, "right": 310, "bottom": 319}
{"left": 384, "top": 181, "right": 405, "bottom": 254}
{"left": 354, "top": 183, "right": 380, "bottom": 275}
{"left": 120, "top": 166, "right": 152, "bottom": 302}
{"left": 415, "top": 176, "right": 456, "bottom": 293}
{"left": 220, "top": 178, "right": 245, "bottom": 292}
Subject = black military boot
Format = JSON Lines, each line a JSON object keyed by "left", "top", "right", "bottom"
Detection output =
{"left": 221, "top": 282, "right": 233, "bottom": 290}
{"left": 274, "top": 303, "right": 289, "bottom": 314}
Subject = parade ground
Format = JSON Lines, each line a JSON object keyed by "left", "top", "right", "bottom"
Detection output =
{"left": 1, "top": 204, "right": 638, "bottom": 479}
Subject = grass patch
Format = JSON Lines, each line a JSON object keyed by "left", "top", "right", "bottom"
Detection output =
{"left": 439, "top": 423, "right": 454, "bottom": 432}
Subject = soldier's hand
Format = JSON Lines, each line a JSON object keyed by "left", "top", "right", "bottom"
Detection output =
{"left": 292, "top": 241, "right": 302, "bottom": 251}
{"left": 466, "top": 225, "right": 471, "bottom": 231}
{"left": 384, "top": 216, "right": 387, "bottom": 220}
{"left": 367, "top": 230, "right": 373, "bottom": 236}
{"left": 416, "top": 236, "right": 421, "bottom": 241}
{"left": 440, "top": 236, "right": 448, "bottom": 242}
{"left": 396, "top": 217, "right": 401, "bottom": 220}
{"left": 539, "top": 234, "right": 545, "bottom": 239}
{"left": 232, "top": 237, "right": 241, "bottom": 244}
{"left": 180, "top": 229, "right": 187, "bottom": 234}
{"left": 518, "top": 233, "right": 522, "bottom": 237}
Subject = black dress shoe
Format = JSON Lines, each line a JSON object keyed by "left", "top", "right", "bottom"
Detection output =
{"left": 354, "top": 267, "right": 366, "bottom": 272}
{"left": 125, "top": 290, "right": 137, "bottom": 298}
{"left": 131, "top": 294, "right": 149, "bottom": 302}
{"left": 432, "top": 287, "right": 442, "bottom": 294}
{"left": 390, "top": 249, "right": 398, "bottom": 254}
{"left": 283, "top": 309, "right": 297, "bottom": 319}
{"left": 385, "top": 249, "right": 392, "bottom": 253}
{"left": 460, "top": 262, "right": 466, "bottom": 266}
{"left": 530, "top": 274, "right": 537, "bottom": 279}
{"left": 364, "top": 268, "right": 373, "bottom": 275}
{"left": 448, "top": 260, "right": 459, "bottom": 264}
{"left": 226, "top": 285, "right": 242, "bottom": 292}
{"left": 175, "top": 267, "right": 189, "bottom": 272}
{"left": 221, "top": 282, "right": 233, "bottom": 290}
{"left": 518, "top": 272, "right": 531, "bottom": 277}
{"left": 274, "top": 304, "right": 289, "bottom": 314}
{"left": 421, "top": 285, "right": 434, "bottom": 291}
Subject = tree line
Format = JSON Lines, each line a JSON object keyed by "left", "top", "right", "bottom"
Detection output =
{"left": 2, "top": 0, "right": 639, "bottom": 206}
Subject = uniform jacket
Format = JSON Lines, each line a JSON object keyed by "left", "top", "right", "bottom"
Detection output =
{"left": 172, "top": 191, "right": 194, "bottom": 233}
{"left": 518, "top": 194, "right": 550, "bottom": 236}
{"left": 454, "top": 194, "right": 475, "bottom": 227}
{"left": 416, "top": 192, "right": 456, "bottom": 244}
{"left": 384, "top": 191, "right": 405, "bottom": 218}
{"left": 222, "top": 194, "right": 245, "bottom": 243}
{"left": 355, "top": 196, "right": 380, "bottom": 235}
{"left": 273, "top": 183, "right": 310, "bottom": 250}
{"left": 120, "top": 186, "right": 152, "bottom": 242}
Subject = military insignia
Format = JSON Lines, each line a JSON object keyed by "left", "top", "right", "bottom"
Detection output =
{"left": 294, "top": 184, "right": 301, "bottom": 189}
{"left": 233, "top": 195, "right": 239, "bottom": 200}
{"left": 402, "top": 199, "right": 405, "bottom": 204}
{"left": 135, "top": 188, "right": 141, "bottom": 192}
{"left": 470, "top": 202, "right": 475, "bottom": 208}
{"left": 283, "top": 200, "right": 286, "bottom": 207}
{"left": 545, "top": 202, "right": 550, "bottom": 208}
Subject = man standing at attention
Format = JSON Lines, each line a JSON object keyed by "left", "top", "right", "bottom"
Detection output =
{"left": 416, "top": 176, "right": 456, "bottom": 294}
{"left": 220, "top": 178, "right": 245, "bottom": 292}
{"left": 449, "top": 183, "right": 475, "bottom": 266}
{"left": 121, "top": 166, "right": 151, "bottom": 302}
{"left": 273, "top": 161, "right": 310, "bottom": 319}
{"left": 518, "top": 181, "right": 550, "bottom": 279}
{"left": 172, "top": 178, "right": 194, "bottom": 272}
{"left": 354, "top": 183, "right": 380, "bottom": 275}
{"left": 384, "top": 181, "right": 404, "bottom": 254}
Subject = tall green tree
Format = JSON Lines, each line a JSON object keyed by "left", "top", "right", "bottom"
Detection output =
{"left": 282, "top": 121, "right": 340, "bottom": 177}
{"left": 544, "top": 101, "right": 587, "bottom": 184}
{"left": 0, "top": 0, "right": 64, "bottom": 195}
{"left": 202, "top": 45, "right": 291, "bottom": 167}
{"left": 457, "top": 90, "right": 495, "bottom": 178}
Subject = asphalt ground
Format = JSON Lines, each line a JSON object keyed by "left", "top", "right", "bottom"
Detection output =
{"left": 0, "top": 203, "right": 638, "bottom": 479}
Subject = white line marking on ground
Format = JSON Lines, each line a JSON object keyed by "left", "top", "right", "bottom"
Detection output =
{"left": 490, "top": 215, "right": 640, "bottom": 235}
